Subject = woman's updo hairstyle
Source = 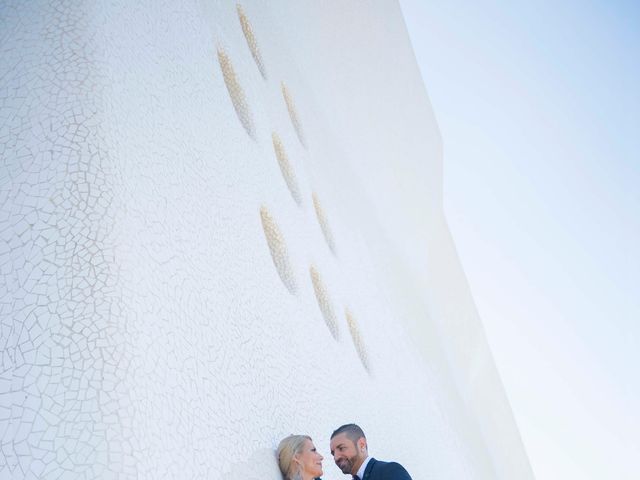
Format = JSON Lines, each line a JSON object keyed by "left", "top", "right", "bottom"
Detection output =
{"left": 277, "top": 434, "right": 311, "bottom": 480}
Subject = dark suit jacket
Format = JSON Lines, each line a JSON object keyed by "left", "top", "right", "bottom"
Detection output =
{"left": 361, "top": 457, "right": 413, "bottom": 480}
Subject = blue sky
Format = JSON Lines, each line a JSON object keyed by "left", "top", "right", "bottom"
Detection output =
{"left": 399, "top": 1, "right": 639, "bottom": 478}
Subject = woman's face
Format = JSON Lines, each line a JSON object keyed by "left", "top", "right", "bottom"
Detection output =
{"left": 297, "top": 439, "right": 324, "bottom": 479}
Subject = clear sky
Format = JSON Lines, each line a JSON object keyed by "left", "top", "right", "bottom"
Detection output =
{"left": 399, "top": 1, "right": 639, "bottom": 478}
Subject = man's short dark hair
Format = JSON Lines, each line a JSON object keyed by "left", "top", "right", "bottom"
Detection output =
{"left": 331, "top": 423, "right": 366, "bottom": 443}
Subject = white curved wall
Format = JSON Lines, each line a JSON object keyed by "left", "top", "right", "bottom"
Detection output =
{"left": 0, "top": 1, "right": 533, "bottom": 479}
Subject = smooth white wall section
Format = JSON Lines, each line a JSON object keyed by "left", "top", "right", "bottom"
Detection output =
{"left": 0, "top": 1, "right": 533, "bottom": 479}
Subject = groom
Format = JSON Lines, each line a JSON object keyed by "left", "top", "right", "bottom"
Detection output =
{"left": 329, "top": 424, "right": 413, "bottom": 480}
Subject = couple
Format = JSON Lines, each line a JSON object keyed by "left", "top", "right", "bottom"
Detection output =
{"left": 277, "top": 423, "right": 413, "bottom": 480}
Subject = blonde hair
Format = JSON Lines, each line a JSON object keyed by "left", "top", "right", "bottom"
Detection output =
{"left": 277, "top": 434, "right": 312, "bottom": 480}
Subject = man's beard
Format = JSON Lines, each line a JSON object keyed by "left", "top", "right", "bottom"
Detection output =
{"left": 336, "top": 456, "right": 356, "bottom": 474}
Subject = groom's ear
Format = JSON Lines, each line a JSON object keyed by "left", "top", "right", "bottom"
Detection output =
{"left": 357, "top": 437, "right": 367, "bottom": 452}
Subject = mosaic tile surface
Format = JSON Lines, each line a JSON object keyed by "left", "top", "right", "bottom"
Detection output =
{"left": 1, "top": 2, "right": 533, "bottom": 479}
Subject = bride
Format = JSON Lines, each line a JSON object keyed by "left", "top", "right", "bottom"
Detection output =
{"left": 277, "top": 434, "right": 324, "bottom": 480}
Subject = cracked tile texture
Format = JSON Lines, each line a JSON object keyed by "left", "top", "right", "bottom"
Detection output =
{"left": 0, "top": 2, "right": 534, "bottom": 480}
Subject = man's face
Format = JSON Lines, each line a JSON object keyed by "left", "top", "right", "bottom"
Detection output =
{"left": 330, "top": 433, "right": 366, "bottom": 475}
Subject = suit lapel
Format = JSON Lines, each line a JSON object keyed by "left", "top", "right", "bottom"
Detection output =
{"left": 362, "top": 458, "right": 377, "bottom": 480}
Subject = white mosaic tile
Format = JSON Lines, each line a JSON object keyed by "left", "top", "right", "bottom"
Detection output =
{"left": 0, "top": 2, "right": 532, "bottom": 480}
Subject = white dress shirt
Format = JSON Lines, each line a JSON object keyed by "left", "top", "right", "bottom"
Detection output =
{"left": 356, "top": 456, "right": 372, "bottom": 480}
